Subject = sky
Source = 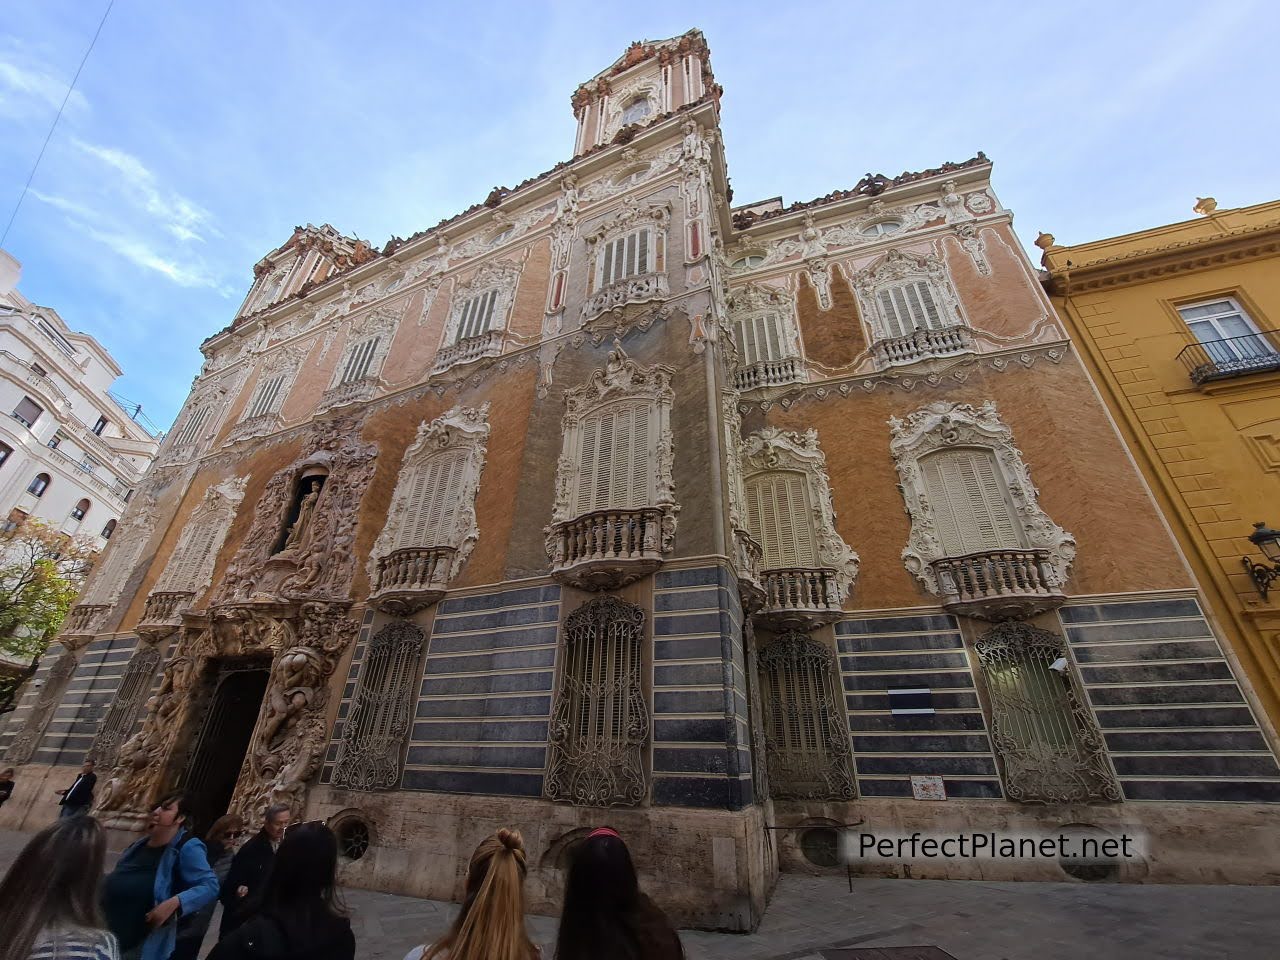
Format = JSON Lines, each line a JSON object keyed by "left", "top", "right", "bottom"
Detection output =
{"left": 1, "top": 1, "right": 1276, "bottom": 433}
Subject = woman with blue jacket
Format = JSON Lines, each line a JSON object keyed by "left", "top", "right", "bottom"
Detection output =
{"left": 102, "top": 792, "right": 219, "bottom": 960}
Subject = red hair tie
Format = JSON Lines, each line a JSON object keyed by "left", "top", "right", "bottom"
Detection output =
{"left": 588, "top": 827, "right": 621, "bottom": 841}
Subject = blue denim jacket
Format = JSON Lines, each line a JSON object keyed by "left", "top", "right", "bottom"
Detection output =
{"left": 118, "top": 829, "right": 219, "bottom": 960}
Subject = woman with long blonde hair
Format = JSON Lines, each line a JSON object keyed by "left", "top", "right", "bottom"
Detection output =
{"left": 404, "top": 828, "right": 539, "bottom": 960}
{"left": 0, "top": 815, "right": 119, "bottom": 960}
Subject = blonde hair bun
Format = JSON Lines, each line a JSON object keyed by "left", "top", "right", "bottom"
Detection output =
{"left": 496, "top": 828, "right": 525, "bottom": 852}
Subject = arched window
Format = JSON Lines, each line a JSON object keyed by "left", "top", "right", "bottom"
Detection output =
{"left": 919, "top": 447, "right": 1023, "bottom": 556}
{"left": 27, "top": 473, "right": 50, "bottom": 497}
{"left": 759, "top": 630, "right": 857, "bottom": 800}
{"left": 70, "top": 498, "right": 90, "bottom": 521}
{"left": 332, "top": 622, "right": 425, "bottom": 790}
{"left": 101, "top": 519, "right": 117, "bottom": 539}
{"left": 544, "top": 596, "right": 649, "bottom": 807}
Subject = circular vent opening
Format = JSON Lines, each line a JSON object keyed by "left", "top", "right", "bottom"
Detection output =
{"left": 335, "top": 818, "right": 371, "bottom": 861}
{"left": 799, "top": 827, "right": 840, "bottom": 868}
{"left": 1057, "top": 823, "right": 1122, "bottom": 882}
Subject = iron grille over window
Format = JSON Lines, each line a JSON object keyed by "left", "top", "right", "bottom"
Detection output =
{"left": 975, "top": 622, "right": 1120, "bottom": 804}
{"left": 455, "top": 290, "right": 499, "bottom": 343}
{"left": 758, "top": 630, "right": 857, "bottom": 800}
{"left": 86, "top": 643, "right": 161, "bottom": 766}
{"left": 332, "top": 622, "right": 425, "bottom": 790}
{"left": 545, "top": 596, "right": 649, "bottom": 806}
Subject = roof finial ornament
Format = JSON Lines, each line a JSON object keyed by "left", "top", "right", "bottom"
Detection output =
{"left": 1194, "top": 197, "right": 1218, "bottom": 216}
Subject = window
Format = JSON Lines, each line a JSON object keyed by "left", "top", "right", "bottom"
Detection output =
{"left": 339, "top": 336, "right": 380, "bottom": 384}
{"left": 1179, "top": 298, "right": 1274, "bottom": 365}
{"left": 920, "top": 448, "right": 1023, "bottom": 556}
{"left": 745, "top": 471, "right": 817, "bottom": 568}
{"left": 79, "top": 457, "right": 98, "bottom": 475}
{"left": 620, "top": 96, "right": 652, "bottom": 126}
{"left": 3, "top": 508, "right": 27, "bottom": 533}
{"left": 876, "top": 280, "right": 946, "bottom": 338}
{"left": 85, "top": 644, "right": 160, "bottom": 767}
{"left": 454, "top": 290, "right": 499, "bottom": 343}
{"left": 331, "top": 622, "right": 425, "bottom": 790}
{"left": 574, "top": 400, "right": 654, "bottom": 514}
{"left": 92, "top": 416, "right": 108, "bottom": 436}
{"left": 544, "top": 596, "right": 649, "bottom": 807}
{"left": 598, "top": 228, "right": 651, "bottom": 289}
{"left": 70, "top": 498, "right": 90, "bottom": 521}
{"left": 173, "top": 407, "right": 210, "bottom": 447}
{"left": 732, "top": 254, "right": 765, "bottom": 269}
{"left": 47, "top": 433, "right": 63, "bottom": 449}
{"left": 246, "top": 374, "right": 285, "bottom": 420}
{"left": 101, "top": 519, "right": 116, "bottom": 539}
{"left": 27, "top": 473, "right": 50, "bottom": 497}
{"left": 395, "top": 449, "right": 466, "bottom": 550}
{"left": 759, "top": 630, "right": 858, "bottom": 800}
{"left": 30, "top": 363, "right": 47, "bottom": 377}
{"left": 0, "top": 442, "right": 10, "bottom": 467}
{"left": 733, "top": 312, "right": 794, "bottom": 368}
{"left": 861, "top": 220, "right": 903, "bottom": 237}
{"left": 12, "top": 396, "right": 43, "bottom": 428}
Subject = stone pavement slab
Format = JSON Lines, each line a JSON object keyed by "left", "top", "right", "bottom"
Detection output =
{"left": 2, "top": 829, "right": 1278, "bottom": 959}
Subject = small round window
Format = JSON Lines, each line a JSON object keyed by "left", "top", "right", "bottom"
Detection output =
{"left": 861, "top": 220, "right": 903, "bottom": 237}
{"left": 335, "top": 818, "right": 371, "bottom": 861}
{"left": 799, "top": 827, "right": 841, "bottom": 867}
{"left": 732, "top": 255, "right": 765, "bottom": 269}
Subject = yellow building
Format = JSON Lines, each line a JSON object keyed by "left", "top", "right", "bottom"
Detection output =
{"left": 1041, "top": 198, "right": 1280, "bottom": 742}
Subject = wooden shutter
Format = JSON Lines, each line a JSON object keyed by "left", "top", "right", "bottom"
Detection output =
{"left": 341, "top": 336, "right": 380, "bottom": 384}
{"left": 574, "top": 401, "right": 653, "bottom": 514}
{"left": 878, "top": 281, "right": 944, "bottom": 335}
{"left": 921, "top": 448, "right": 1023, "bottom": 555}
{"left": 396, "top": 450, "right": 465, "bottom": 550}
{"left": 249, "top": 375, "right": 284, "bottom": 418}
{"left": 745, "top": 472, "right": 816, "bottom": 567}
{"left": 734, "top": 313, "right": 788, "bottom": 365}
{"left": 13, "top": 396, "right": 43, "bottom": 426}
{"left": 174, "top": 406, "right": 210, "bottom": 446}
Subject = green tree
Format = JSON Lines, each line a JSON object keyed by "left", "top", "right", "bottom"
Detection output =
{"left": 0, "top": 519, "right": 97, "bottom": 662}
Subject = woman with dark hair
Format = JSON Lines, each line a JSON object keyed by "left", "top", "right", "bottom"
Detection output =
{"left": 403, "top": 828, "right": 539, "bottom": 960}
{"left": 171, "top": 814, "right": 245, "bottom": 960}
{"left": 208, "top": 821, "right": 354, "bottom": 960}
{"left": 0, "top": 815, "right": 119, "bottom": 960}
{"left": 554, "top": 827, "right": 683, "bottom": 960}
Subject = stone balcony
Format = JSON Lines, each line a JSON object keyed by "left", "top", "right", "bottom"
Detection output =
{"left": 369, "top": 546, "right": 457, "bottom": 615}
{"left": 733, "top": 528, "right": 765, "bottom": 612}
{"left": 932, "top": 548, "right": 1065, "bottom": 621}
{"left": 734, "top": 356, "right": 803, "bottom": 392}
{"left": 432, "top": 330, "right": 504, "bottom": 375}
{"left": 62, "top": 602, "right": 112, "bottom": 640}
{"left": 755, "top": 567, "right": 842, "bottom": 631}
{"left": 137, "top": 590, "right": 196, "bottom": 640}
{"left": 225, "top": 412, "right": 281, "bottom": 444}
{"left": 582, "top": 273, "right": 669, "bottom": 320}
{"left": 874, "top": 324, "right": 975, "bottom": 367}
{"left": 317, "top": 376, "right": 378, "bottom": 413}
{"left": 547, "top": 507, "right": 665, "bottom": 591}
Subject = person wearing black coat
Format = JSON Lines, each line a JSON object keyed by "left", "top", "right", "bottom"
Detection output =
{"left": 209, "top": 822, "right": 354, "bottom": 960}
{"left": 219, "top": 803, "right": 291, "bottom": 938}
{"left": 56, "top": 759, "right": 96, "bottom": 818}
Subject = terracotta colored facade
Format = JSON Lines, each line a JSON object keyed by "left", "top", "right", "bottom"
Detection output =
{"left": 3, "top": 32, "right": 1279, "bottom": 931}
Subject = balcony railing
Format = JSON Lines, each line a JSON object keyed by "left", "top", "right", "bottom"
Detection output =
{"left": 582, "top": 273, "right": 669, "bottom": 320}
{"left": 369, "top": 545, "right": 457, "bottom": 614}
{"left": 733, "top": 528, "right": 765, "bottom": 612}
{"left": 932, "top": 548, "right": 1065, "bottom": 621}
{"left": 734, "top": 356, "right": 803, "bottom": 392}
{"left": 226, "top": 412, "right": 281, "bottom": 444}
{"left": 756, "top": 567, "right": 841, "bottom": 630}
{"left": 432, "top": 330, "right": 504, "bottom": 375}
{"left": 1177, "top": 331, "right": 1280, "bottom": 385}
{"left": 874, "top": 324, "right": 974, "bottom": 367}
{"left": 318, "top": 376, "right": 378, "bottom": 412}
{"left": 137, "top": 590, "right": 195, "bottom": 639}
{"left": 63, "top": 603, "right": 111, "bottom": 638}
{"left": 548, "top": 507, "right": 665, "bottom": 590}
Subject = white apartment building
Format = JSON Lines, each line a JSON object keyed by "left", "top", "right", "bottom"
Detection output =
{"left": 0, "top": 251, "right": 159, "bottom": 549}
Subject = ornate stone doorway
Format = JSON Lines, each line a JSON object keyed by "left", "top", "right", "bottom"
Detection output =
{"left": 180, "top": 661, "right": 270, "bottom": 832}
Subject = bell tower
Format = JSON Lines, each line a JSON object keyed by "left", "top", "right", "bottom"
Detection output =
{"left": 570, "top": 29, "right": 720, "bottom": 156}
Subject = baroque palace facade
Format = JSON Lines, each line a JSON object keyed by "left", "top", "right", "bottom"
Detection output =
{"left": 2, "top": 31, "right": 1279, "bottom": 929}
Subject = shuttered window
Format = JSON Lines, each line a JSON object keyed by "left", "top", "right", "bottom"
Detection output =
{"left": 734, "top": 313, "right": 792, "bottom": 365}
{"left": 921, "top": 448, "right": 1023, "bottom": 556}
{"left": 876, "top": 281, "right": 945, "bottom": 337}
{"left": 394, "top": 449, "right": 467, "bottom": 550}
{"left": 745, "top": 471, "right": 816, "bottom": 567}
{"left": 599, "top": 229, "right": 651, "bottom": 288}
{"left": 173, "top": 406, "right": 210, "bottom": 446}
{"left": 340, "top": 336, "right": 380, "bottom": 384}
{"left": 12, "top": 396, "right": 43, "bottom": 428}
{"left": 573, "top": 401, "right": 654, "bottom": 514}
{"left": 455, "top": 290, "right": 499, "bottom": 343}
{"left": 246, "top": 375, "right": 285, "bottom": 419}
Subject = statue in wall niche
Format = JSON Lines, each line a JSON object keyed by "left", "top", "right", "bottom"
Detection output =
{"left": 282, "top": 478, "right": 323, "bottom": 553}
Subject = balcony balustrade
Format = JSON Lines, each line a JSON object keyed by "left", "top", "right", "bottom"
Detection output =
{"left": 931, "top": 548, "right": 1065, "bottom": 621}
{"left": 226, "top": 412, "right": 281, "bottom": 444}
{"left": 734, "top": 356, "right": 802, "bottom": 392}
{"left": 432, "top": 330, "right": 504, "bottom": 375}
{"left": 548, "top": 507, "right": 665, "bottom": 590}
{"left": 874, "top": 324, "right": 974, "bottom": 367}
{"left": 369, "top": 545, "right": 457, "bottom": 614}
{"left": 317, "top": 376, "right": 378, "bottom": 412}
{"left": 582, "top": 273, "right": 669, "bottom": 320}
{"left": 63, "top": 602, "right": 111, "bottom": 639}
{"left": 756, "top": 567, "right": 841, "bottom": 630}
{"left": 137, "top": 590, "right": 195, "bottom": 640}
{"left": 1177, "top": 331, "right": 1280, "bottom": 385}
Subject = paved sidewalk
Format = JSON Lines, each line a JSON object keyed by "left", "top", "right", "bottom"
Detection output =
{"left": 2, "top": 829, "right": 1278, "bottom": 959}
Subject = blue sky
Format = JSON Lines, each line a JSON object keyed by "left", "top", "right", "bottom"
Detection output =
{"left": 1, "top": 1, "right": 1276, "bottom": 432}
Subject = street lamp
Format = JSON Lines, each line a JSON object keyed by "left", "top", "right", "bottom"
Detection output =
{"left": 1242, "top": 522, "right": 1280, "bottom": 598}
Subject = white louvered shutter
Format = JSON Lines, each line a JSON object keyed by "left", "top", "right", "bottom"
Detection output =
{"left": 396, "top": 451, "right": 465, "bottom": 550}
{"left": 600, "top": 229, "right": 651, "bottom": 288}
{"left": 341, "top": 336, "right": 380, "bottom": 384}
{"left": 921, "top": 449, "right": 1023, "bottom": 555}
{"left": 745, "top": 472, "right": 816, "bottom": 567}
{"left": 248, "top": 375, "right": 285, "bottom": 418}
{"left": 877, "top": 281, "right": 945, "bottom": 337}
{"left": 456, "top": 290, "right": 498, "bottom": 343}
{"left": 575, "top": 401, "right": 654, "bottom": 514}
{"left": 734, "top": 313, "right": 788, "bottom": 365}
{"left": 174, "top": 407, "right": 210, "bottom": 446}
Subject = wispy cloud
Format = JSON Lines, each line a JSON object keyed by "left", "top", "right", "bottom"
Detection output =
{"left": 78, "top": 223, "right": 223, "bottom": 290}
{"left": 0, "top": 56, "right": 89, "bottom": 119}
